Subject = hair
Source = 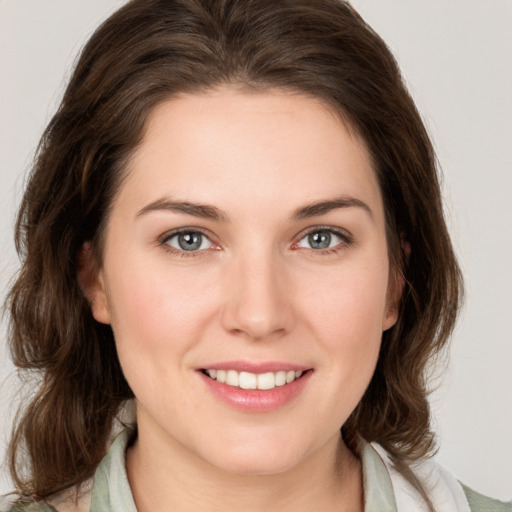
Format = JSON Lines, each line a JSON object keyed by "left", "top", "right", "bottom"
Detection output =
{"left": 6, "top": 0, "right": 462, "bottom": 506}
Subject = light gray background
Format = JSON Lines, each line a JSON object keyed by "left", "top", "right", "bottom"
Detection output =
{"left": 1, "top": 0, "right": 511, "bottom": 501}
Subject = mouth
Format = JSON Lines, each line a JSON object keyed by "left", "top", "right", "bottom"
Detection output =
{"left": 200, "top": 368, "right": 308, "bottom": 390}
{"left": 197, "top": 361, "right": 313, "bottom": 412}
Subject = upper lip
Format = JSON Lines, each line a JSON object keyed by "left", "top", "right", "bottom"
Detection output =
{"left": 198, "top": 360, "right": 311, "bottom": 373}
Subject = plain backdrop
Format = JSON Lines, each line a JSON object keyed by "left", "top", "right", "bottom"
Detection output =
{"left": 0, "top": 0, "right": 511, "bottom": 501}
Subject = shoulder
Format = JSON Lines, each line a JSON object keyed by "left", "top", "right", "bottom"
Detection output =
{"left": 366, "top": 441, "right": 511, "bottom": 512}
{"left": 0, "top": 480, "right": 91, "bottom": 512}
{"left": 0, "top": 494, "right": 89, "bottom": 512}
{"left": 461, "top": 484, "right": 512, "bottom": 512}
{"left": 0, "top": 501, "right": 57, "bottom": 512}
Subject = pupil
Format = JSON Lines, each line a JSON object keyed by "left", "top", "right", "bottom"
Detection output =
{"left": 178, "top": 232, "right": 201, "bottom": 251}
{"left": 309, "top": 231, "right": 331, "bottom": 249}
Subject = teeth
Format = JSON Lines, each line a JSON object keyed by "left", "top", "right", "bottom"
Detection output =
{"left": 257, "top": 372, "right": 275, "bottom": 390}
{"left": 239, "top": 371, "right": 257, "bottom": 389}
{"left": 226, "top": 370, "right": 239, "bottom": 386}
{"left": 204, "top": 369, "right": 305, "bottom": 390}
{"left": 275, "top": 371, "right": 286, "bottom": 386}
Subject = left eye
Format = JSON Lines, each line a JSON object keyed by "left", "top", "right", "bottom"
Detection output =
{"left": 164, "top": 231, "right": 213, "bottom": 251}
{"left": 297, "top": 230, "right": 344, "bottom": 250}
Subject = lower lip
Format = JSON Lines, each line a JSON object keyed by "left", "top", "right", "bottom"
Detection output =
{"left": 199, "top": 370, "right": 312, "bottom": 412}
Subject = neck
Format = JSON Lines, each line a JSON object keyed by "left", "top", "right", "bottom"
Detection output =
{"left": 126, "top": 415, "right": 363, "bottom": 512}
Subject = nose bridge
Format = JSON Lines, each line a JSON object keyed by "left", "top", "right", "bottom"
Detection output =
{"left": 222, "top": 242, "right": 293, "bottom": 340}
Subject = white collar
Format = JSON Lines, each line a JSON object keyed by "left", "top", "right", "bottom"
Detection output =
{"left": 368, "top": 441, "right": 471, "bottom": 512}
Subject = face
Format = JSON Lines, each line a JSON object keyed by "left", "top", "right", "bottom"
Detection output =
{"left": 83, "top": 87, "right": 399, "bottom": 476}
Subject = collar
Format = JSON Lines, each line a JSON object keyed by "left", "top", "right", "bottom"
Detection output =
{"left": 87, "top": 429, "right": 471, "bottom": 512}
{"left": 88, "top": 429, "right": 399, "bottom": 512}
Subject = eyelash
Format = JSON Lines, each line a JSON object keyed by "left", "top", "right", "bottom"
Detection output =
{"left": 158, "top": 226, "right": 353, "bottom": 258}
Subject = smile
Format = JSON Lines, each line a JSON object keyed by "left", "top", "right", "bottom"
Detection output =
{"left": 202, "top": 369, "right": 303, "bottom": 390}
{"left": 199, "top": 364, "right": 312, "bottom": 412}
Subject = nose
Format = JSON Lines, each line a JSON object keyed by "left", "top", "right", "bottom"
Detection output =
{"left": 221, "top": 250, "right": 296, "bottom": 341}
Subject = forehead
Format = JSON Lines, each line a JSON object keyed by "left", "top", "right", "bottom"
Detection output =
{"left": 117, "top": 87, "right": 383, "bottom": 221}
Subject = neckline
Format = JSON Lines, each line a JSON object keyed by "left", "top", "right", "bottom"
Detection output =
{"left": 89, "top": 429, "right": 397, "bottom": 512}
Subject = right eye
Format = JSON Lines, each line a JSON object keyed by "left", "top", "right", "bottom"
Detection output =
{"left": 163, "top": 231, "right": 213, "bottom": 252}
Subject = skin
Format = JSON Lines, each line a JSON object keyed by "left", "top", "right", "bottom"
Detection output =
{"left": 80, "top": 87, "right": 400, "bottom": 511}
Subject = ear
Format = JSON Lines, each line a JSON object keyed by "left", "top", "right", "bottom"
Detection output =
{"left": 77, "top": 242, "right": 111, "bottom": 324}
{"left": 382, "top": 237, "right": 410, "bottom": 331}
{"left": 382, "top": 274, "right": 402, "bottom": 331}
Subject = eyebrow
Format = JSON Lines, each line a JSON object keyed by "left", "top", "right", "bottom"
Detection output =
{"left": 292, "top": 196, "right": 373, "bottom": 220}
{"left": 136, "top": 199, "right": 227, "bottom": 221}
{"left": 136, "top": 195, "right": 372, "bottom": 222}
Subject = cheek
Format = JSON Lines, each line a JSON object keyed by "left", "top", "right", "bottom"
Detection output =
{"left": 103, "top": 255, "right": 219, "bottom": 359}
{"left": 298, "top": 258, "right": 389, "bottom": 384}
{"left": 103, "top": 258, "right": 225, "bottom": 413}
{"left": 301, "top": 259, "right": 390, "bottom": 339}
{"left": 108, "top": 252, "right": 217, "bottom": 320}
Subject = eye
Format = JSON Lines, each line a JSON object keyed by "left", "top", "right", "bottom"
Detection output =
{"left": 164, "top": 231, "right": 213, "bottom": 252}
{"left": 296, "top": 229, "right": 347, "bottom": 251}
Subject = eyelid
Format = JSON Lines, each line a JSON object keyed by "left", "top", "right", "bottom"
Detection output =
{"left": 297, "top": 225, "right": 353, "bottom": 240}
{"left": 159, "top": 226, "right": 211, "bottom": 242}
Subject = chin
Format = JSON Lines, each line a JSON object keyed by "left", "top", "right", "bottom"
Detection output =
{"left": 195, "top": 428, "right": 315, "bottom": 477}
{"left": 208, "top": 450, "right": 302, "bottom": 477}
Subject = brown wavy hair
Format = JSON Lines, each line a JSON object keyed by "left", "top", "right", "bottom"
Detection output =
{"left": 6, "top": 0, "right": 462, "bottom": 505}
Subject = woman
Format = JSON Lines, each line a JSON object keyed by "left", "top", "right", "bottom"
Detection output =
{"left": 1, "top": 0, "right": 510, "bottom": 511}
